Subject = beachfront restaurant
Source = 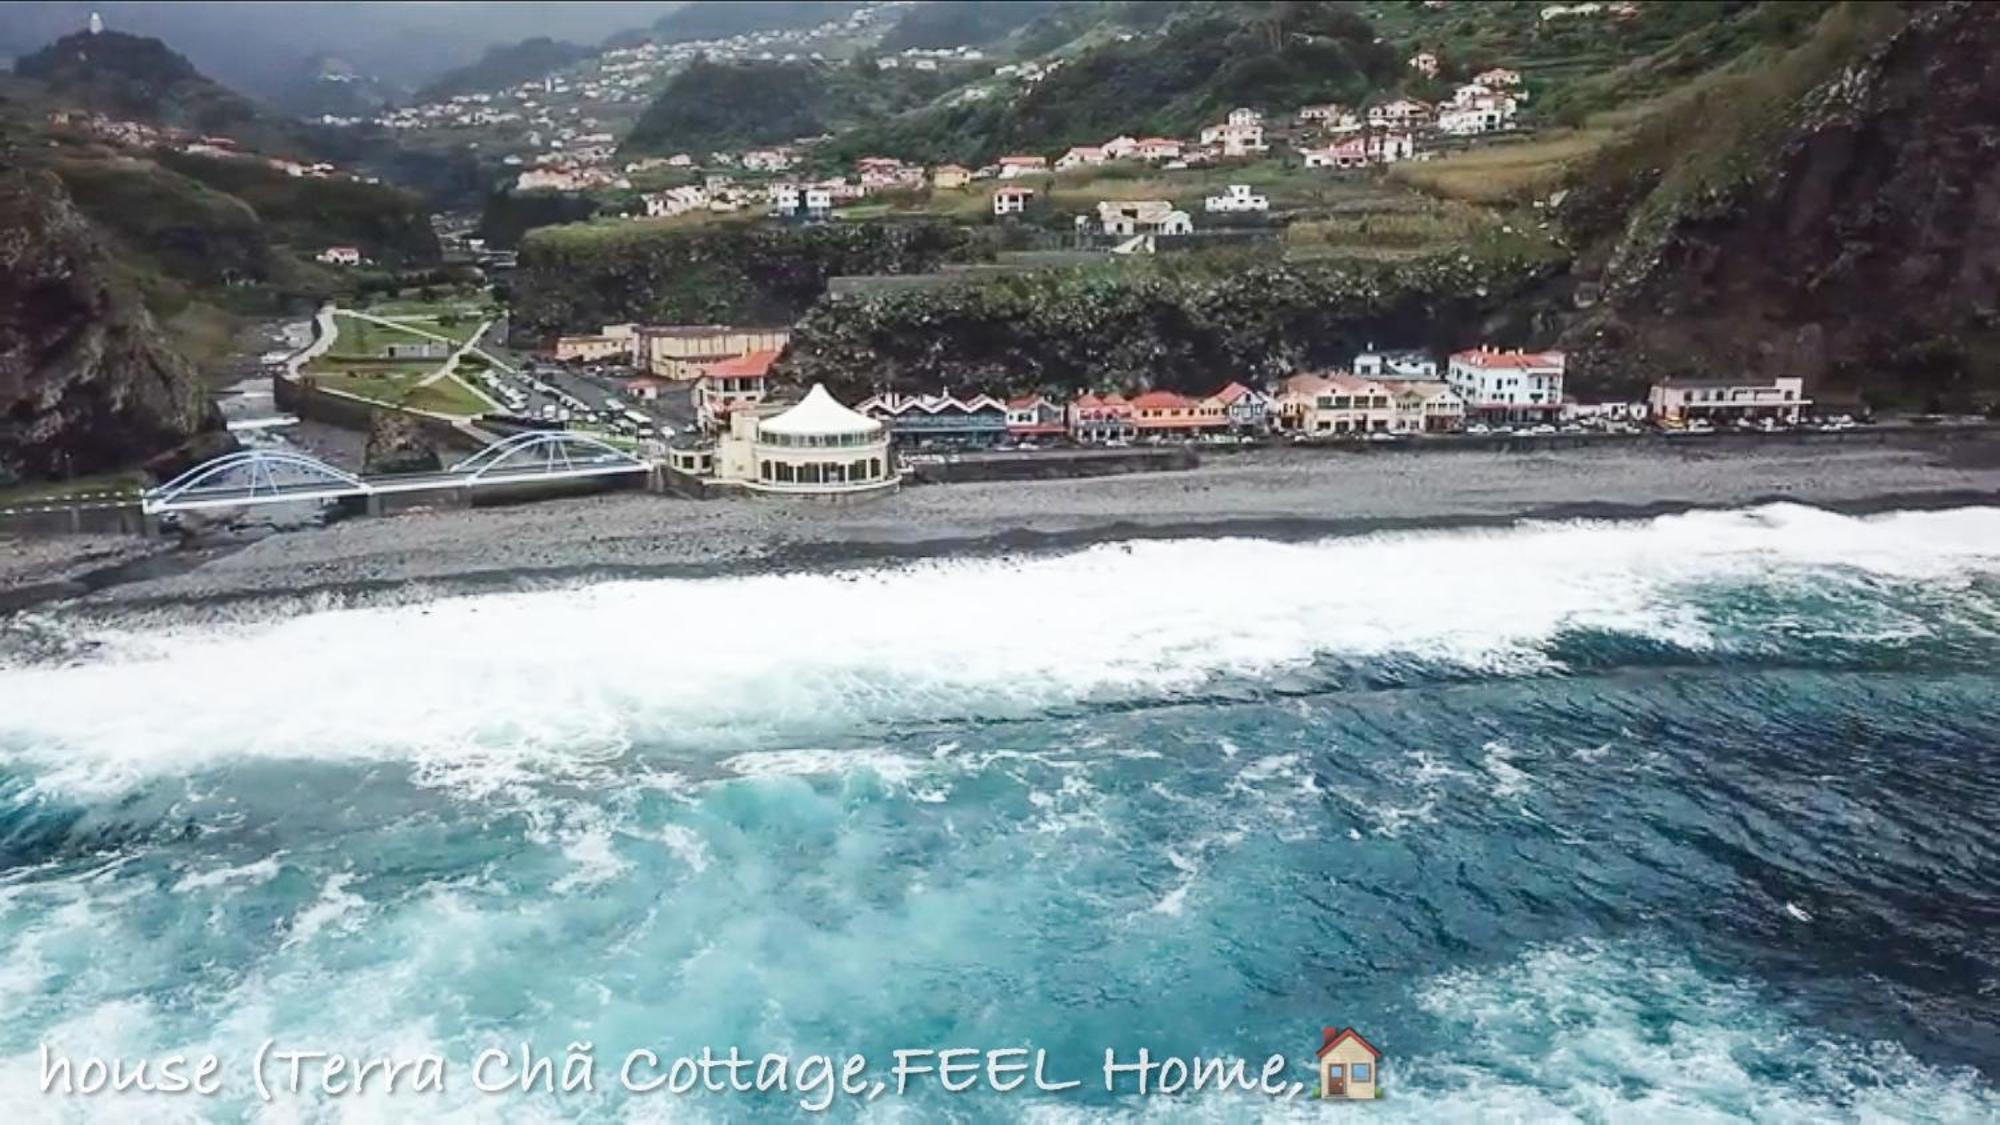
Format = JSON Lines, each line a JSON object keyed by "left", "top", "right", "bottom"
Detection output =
{"left": 714, "top": 384, "right": 898, "bottom": 496}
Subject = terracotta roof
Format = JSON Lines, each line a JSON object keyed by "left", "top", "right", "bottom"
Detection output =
{"left": 1130, "top": 390, "right": 1197, "bottom": 409}
{"left": 1007, "top": 395, "right": 1045, "bottom": 409}
{"left": 999, "top": 155, "right": 1046, "bottom": 165}
{"left": 1451, "top": 348, "right": 1564, "bottom": 369}
{"left": 705, "top": 348, "right": 780, "bottom": 377}
{"left": 1212, "top": 381, "right": 1257, "bottom": 403}
{"left": 1317, "top": 1028, "right": 1381, "bottom": 1060}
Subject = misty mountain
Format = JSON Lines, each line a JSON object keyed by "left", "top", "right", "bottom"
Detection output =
{"left": 0, "top": 2, "right": 681, "bottom": 107}
{"left": 414, "top": 37, "right": 593, "bottom": 104}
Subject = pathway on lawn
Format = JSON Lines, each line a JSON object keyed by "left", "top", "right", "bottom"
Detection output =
{"left": 331, "top": 308, "right": 503, "bottom": 413}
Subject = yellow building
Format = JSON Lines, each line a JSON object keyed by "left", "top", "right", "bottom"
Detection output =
{"left": 551, "top": 323, "right": 635, "bottom": 363}
{"left": 634, "top": 324, "right": 791, "bottom": 378}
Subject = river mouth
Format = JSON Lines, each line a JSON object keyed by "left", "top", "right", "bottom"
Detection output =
{"left": 1, "top": 505, "right": 1996, "bottom": 1118}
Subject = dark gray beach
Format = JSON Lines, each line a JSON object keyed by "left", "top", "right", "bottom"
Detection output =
{"left": 9, "top": 432, "right": 1999, "bottom": 613}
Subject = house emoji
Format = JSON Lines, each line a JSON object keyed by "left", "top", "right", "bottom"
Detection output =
{"left": 1316, "top": 1027, "right": 1380, "bottom": 1099}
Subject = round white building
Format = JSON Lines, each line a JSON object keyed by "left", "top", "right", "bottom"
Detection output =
{"left": 716, "top": 384, "right": 898, "bottom": 496}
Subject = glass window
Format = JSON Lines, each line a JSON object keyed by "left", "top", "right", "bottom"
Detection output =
{"left": 1326, "top": 1065, "right": 1343, "bottom": 1079}
{"left": 1353, "top": 1064, "right": 1371, "bottom": 1082}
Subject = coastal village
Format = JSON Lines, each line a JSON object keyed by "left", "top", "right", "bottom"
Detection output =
{"left": 543, "top": 318, "right": 1820, "bottom": 499}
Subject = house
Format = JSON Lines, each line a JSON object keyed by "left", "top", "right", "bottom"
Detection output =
{"left": 1004, "top": 395, "right": 1067, "bottom": 441}
{"left": 316, "top": 246, "right": 362, "bottom": 266}
{"left": 1475, "top": 67, "right": 1523, "bottom": 88}
{"left": 1305, "top": 373, "right": 1399, "bottom": 435}
{"left": 856, "top": 392, "right": 1010, "bottom": 446}
{"left": 622, "top": 374, "right": 676, "bottom": 402}
{"left": 1409, "top": 50, "right": 1440, "bottom": 77}
{"left": 1097, "top": 200, "right": 1193, "bottom": 237}
{"left": 1367, "top": 99, "right": 1433, "bottom": 129}
{"left": 996, "top": 155, "right": 1049, "bottom": 179}
{"left": 1199, "top": 111, "right": 1266, "bottom": 158}
{"left": 1298, "top": 103, "right": 1347, "bottom": 124}
{"left": 1204, "top": 184, "right": 1270, "bottom": 213}
{"left": 932, "top": 163, "right": 971, "bottom": 190}
{"left": 1354, "top": 348, "right": 1438, "bottom": 380}
{"left": 1100, "top": 135, "right": 1141, "bottom": 161}
{"left": 1212, "top": 382, "right": 1273, "bottom": 432}
{"left": 1392, "top": 381, "right": 1465, "bottom": 432}
{"left": 1367, "top": 131, "right": 1415, "bottom": 163}
{"left": 767, "top": 182, "right": 832, "bottom": 220}
{"left": 1130, "top": 390, "right": 1227, "bottom": 436}
{"left": 1133, "top": 137, "right": 1183, "bottom": 162}
{"left": 1316, "top": 1028, "right": 1380, "bottom": 1100}
{"left": 1648, "top": 376, "right": 1809, "bottom": 425}
{"left": 643, "top": 185, "right": 708, "bottom": 217}
{"left": 1446, "top": 346, "right": 1566, "bottom": 423}
{"left": 692, "top": 348, "right": 781, "bottom": 428}
{"left": 1273, "top": 373, "right": 1333, "bottom": 431}
{"left": 1439, "top": 103, "right": 1508, "bottom": 135}
{"left": 741, "top": 147, "right": 795, "bottom": 172}
{"left": 1302, "top": 139, "right": 1370, "bottom": 169}
{"left": 1069, "top": 392, "right": 1136, "bottom": 443}
{"left": 992, "top": 185, "right": 1036, "bottom": 216}
{"left": 1056, "top": 145, "right": 1106, "bottom": 171}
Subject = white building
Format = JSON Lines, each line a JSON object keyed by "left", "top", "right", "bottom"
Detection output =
{"left": 712, "top": 384, "right": 898, "bottom": 496}
{"left": 1354, "top": 349, "right": 1438, "bottom": 380}
{"left": 643, "top": 185, "right": 708, "bottom": 217}
{"left": 1446, "top": 347, "right": 1566, "bottom": 423}
{"left": 1204, "top": 184, "right": 1270, "bottom": 213}
{"left": 1392, "top": 381, "right": 1465, "bottom": 432}
{"left": 992, "top": 185, "right": 1035, "bottom": 216}
{"left": 1199, "top": 110, "right": 1267, "bottom": 158}
{"left": 1648, "top": 376, "right": 1810, "bottom": 425}
{"left": 316, "top": 246, "right": 362, "bottom": 266}
{"left": 1097, "top": 200, "right": 1193, "bottom": 237}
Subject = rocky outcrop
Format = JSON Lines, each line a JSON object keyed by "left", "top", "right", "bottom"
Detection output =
{"left": 1558, "top": 1, "right": 2000, "bottom": 409}
{"left": 0, "top": 169, "right": 222, "bottom": 484}
{"left": 361, "top": 409, "right": 441, "bottom": 474}
{"left": 777, "top": 244, "right": 1565, "bottom": 400}
{"left": 510, "top": 220, "right": 983, "bottom": 341}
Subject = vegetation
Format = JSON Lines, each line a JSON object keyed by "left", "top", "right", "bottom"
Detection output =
{"left": 778, "top": 235, "right": 1565, "bottom": 399}
{"left": 877, "top": 1, "right": 1071, "bottom": 52}
{"left": 827, "top": 3, "right": 1399, "bottom": 165}
{"left": 511, "top": 218, "right": 986, "bottom": 338}
{"left": 621, "top": 57, "right": 976, "bottom": 157}
{"left": 415, "top": 37, "right": 591, "bottom": 103}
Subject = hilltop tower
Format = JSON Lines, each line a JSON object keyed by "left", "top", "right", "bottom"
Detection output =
{"left": 88, "top": 11, "right": 104, "bottom": 35}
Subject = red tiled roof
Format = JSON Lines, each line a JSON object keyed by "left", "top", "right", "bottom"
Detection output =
{"left": 1212, "top": 381, "right": 1255, "bottom": 403}
{"left": 1130, "top": 390, "right": 1197, "bottom": 409}
{"left": 705, "top": 348, "right": 780, "bottom": 377}
{"left": 1451, "top": 348, "right": 1564, "bottom": 368}
{"left": 999, "top": 155, "right": 1046, "bottom": 165}
{"left": 1317, "top": 1027, "right": 1381, "bottom": 1060}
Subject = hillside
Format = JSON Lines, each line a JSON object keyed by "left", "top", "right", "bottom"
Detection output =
{"left": 876, "top": 1, "right": 1074, "bottom": 52}
{"left": 647, "top": 1, "right": 867, "bottom": 44}
{"left": 13, "top": 29, "right": 264, "bottom": 136}
{"left": 826, "top": 2, "right": 1400, "bottom": 165}
{"left": 414, "top": 37, "right": 593, "bottom": 104}
{"left": 0, "top": 169, "right": 223, "bottom": 484}
{"left": 621, "top": 56, "right": 974, "bottom": 157}
{"left": 1552, "top": 0, "right": 2000, "bottom": 410}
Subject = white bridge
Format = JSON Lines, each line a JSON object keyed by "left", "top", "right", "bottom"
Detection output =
{"left": 142, "top": 431, "right": 650, "bottom": 515}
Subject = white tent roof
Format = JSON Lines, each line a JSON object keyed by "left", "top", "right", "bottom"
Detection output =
{"left": 758, "top": 384, "right": 882, "bottom": 437}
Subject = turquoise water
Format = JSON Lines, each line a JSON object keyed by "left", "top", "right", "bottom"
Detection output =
{"left": 1, "top": 505, "right": 1997, "bottom": 1120}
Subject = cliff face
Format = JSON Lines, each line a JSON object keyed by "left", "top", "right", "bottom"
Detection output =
{"left": 0, "top": 170, "right": 221, "bottom": 483}
{"left": 511, "top": 221, "right": 982, "bottom": 341}
{"left": 1560, "top": 1, "right": 2000, "bottom": 409}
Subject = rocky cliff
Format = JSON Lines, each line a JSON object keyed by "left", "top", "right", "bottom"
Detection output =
{"left": 1557, "top": 1, "right": 2000, "bottom": 410}
{"left": 0, "top": 170, "right": 222, "bottom": 484}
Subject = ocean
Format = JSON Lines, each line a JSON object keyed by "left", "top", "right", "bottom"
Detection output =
{"left": 0, "top": 503, "right": 1996, "bottom": 1121}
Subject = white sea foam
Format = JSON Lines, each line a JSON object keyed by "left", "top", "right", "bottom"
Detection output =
{"left": 2, "top": 505, "right": 1997, "bottom": 796}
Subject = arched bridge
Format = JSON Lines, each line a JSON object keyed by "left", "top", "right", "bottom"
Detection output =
{"left": 142, "top": 432, "right": 649, "bottom": 515}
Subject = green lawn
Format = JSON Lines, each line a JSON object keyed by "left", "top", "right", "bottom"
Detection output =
{"left": 312, "top": 363, "right": 489, "bottom": 417}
